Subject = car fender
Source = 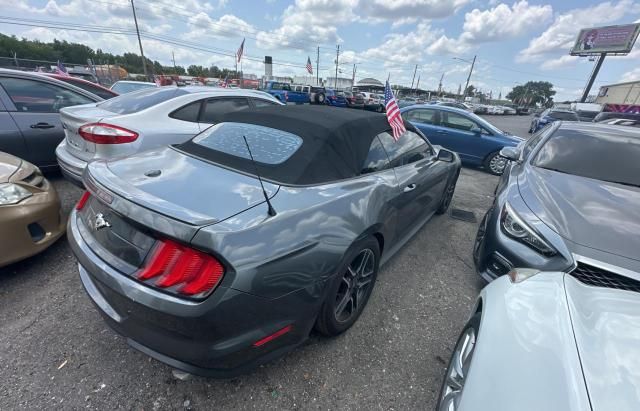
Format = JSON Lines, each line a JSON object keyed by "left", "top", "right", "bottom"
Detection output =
{"left": 459, "top": 273, "right": 591, "bottom": 411}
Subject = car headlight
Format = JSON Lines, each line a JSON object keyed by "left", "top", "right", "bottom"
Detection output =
{"left": 500, "top": 202, "right": 556, "bottom": 256}
{"left": 0, "top": 183, "right": 32, "bottom": 205}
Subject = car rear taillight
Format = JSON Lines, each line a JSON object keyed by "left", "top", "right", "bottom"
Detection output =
{"left": 137, "top": 239, "right": 224, "bottom": 298}
{"left": 76, "top": 191, "right": 91, "bottom": 210}
{"left": 78, "top": 123, "right": 138, "bottom": 144}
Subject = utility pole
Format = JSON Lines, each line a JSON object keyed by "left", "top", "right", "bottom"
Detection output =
{"left": 351, "top": 64, "right": 356, "bottom": 89}
{"left": 438, "top": 73, "right": 444, "bottom": 96}
{"left": 171, "top": 51, "right": 177, "bottom": 72}
{"left": 316, "top": 46, "right": 320, "bottom": 86}
{"left": 334, "top": 45, "right": 339, "bottom": 89}
{"left": 415, "top": 75, "right": 420, "bottom": 94}
{"left": 410, "top": 64, "right": 418, "bottom": 90}
{"left": 130, "top": 0, "right": 148, "bottom": 80}
{"left": 462, "top": 55, "right": 476, "bottom": 99}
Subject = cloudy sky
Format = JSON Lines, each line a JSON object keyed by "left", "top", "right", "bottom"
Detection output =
{"left": 1, "top": 0, "right": 640, "bottom": 100}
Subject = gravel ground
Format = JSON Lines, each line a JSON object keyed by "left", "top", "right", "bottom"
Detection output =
{"left": 0, "top": 115, "right": 528, "bottom": 410}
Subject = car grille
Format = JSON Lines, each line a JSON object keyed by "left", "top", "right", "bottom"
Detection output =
{"left": 570, "top": 262, "right": 640, "bottom": 293}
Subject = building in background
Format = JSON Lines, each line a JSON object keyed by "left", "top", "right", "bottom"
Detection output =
{"left": 323, "top": 77, "right": 353, "bottom": 89}
{"left": 596, "top": 80, "right": 640, "bottom": 113}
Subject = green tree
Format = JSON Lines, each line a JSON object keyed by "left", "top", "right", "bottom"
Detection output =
{"left": 464, "top": 84, "right": 476, "bottom": 97}
{"left": 506, "top": 81, "right": 556, "bottom": 107}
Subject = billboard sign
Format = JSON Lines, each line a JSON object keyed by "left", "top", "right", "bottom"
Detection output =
{"left": 570, "top": 23, "right": 640, "bottom": 55}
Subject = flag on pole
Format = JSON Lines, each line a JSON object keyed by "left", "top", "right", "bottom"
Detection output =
{"left": 55, "top": 60, "right": 69, "bottom": 77}
{"left": 306, "top": 56, "right": 313, "bottom": 74}
{"left": 384, "top": 81, "right": 406, "bottom": 141}
{"left": 236, "top": 38, "right": 245, "bottom": 63}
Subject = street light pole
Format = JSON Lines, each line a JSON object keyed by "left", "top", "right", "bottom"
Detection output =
{"left": 334, "top": 45, "right": 339, "bottom": 89}
{"left": 130, "top": 0, "right": 148, "bottom": 80}
{"left": 462, "top": 55, "right": 476, "bottom": 100}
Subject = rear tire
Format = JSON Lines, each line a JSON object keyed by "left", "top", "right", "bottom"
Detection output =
{"left": 316, "top": 93, "right": 325, "bottom": 104}
{"left": 484, "top": 151, "right": 506, "bottom": 176}
{"left": 436, "top": 170, "right": 459, "bottom": 215}
{"left": 315, "top": 237, "right": 380, "bottom": 336}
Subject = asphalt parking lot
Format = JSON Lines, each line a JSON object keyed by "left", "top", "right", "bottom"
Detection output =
{"left": 0, "top": 115, "right": 531, "bottom": 410}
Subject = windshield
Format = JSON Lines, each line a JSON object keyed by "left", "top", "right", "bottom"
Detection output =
{"left": 111, "top": 82, "right": 156, "bottom": 94}
{"left": 549, "top": 111, "right": 579, "bottom": 121}
{"left": 98, "top": 87, "right": 188, "bottom": 114}
{"left": 534, "top": 126, "right": 640, "bottom": 187}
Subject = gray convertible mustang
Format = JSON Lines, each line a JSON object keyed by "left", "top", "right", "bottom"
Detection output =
{"left": 68, "top": 105, "right": 461, "bottom": 376}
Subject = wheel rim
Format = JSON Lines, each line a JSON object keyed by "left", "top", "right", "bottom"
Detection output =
{"left": 442, "top": 181, "right": 456, "bottom": 210}
{"left": 334, "top": 248, "right": 375, "bottom": 323}
{"left": 438, "top": 327, "right": 476, "bottom": 411}
{"left": 489, "top": 155, "right": 506, "bottom": 174}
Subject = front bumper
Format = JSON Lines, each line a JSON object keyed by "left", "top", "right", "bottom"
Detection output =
{"left": 0, "top": 179, "right": 65, "bottom": 267}
{"left": 56, "top": 141, "right": 88, "bottom": 188}
{"left": 473, "top": 206, "right": 573, "bottom": 282}
{"left": 67, "top": 211, "right": 323, "bottom": 377}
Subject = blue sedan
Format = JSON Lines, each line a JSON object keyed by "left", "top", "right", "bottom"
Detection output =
{"left": 401, "top": 105, "right": 523, "bottom": 175}
{"left": 529, "top": 109, "right": 579, "bottom": 133}
{"left": 325, "top": 89, "right": 348, "bottom": 107}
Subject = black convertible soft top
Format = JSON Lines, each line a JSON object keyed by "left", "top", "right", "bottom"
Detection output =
{"left": 178, "top": 105, "right": 416, "bottom": 185}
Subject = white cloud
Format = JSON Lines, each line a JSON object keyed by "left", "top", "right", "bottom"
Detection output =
{"left": 518, "top": 0, "right": 640, "bottom": 63}
{"left": 185, "top": 12, "right": 255, "bottom": 41}
{"left": 460, "top": 1, "right": 552, "bottom": 43}
{"left": 620, "top": 67, "right": 640, "bottom": 82}
{"left": 359, "top": 0, "right": 470, "bottom": 21}
{"left": 540, "top": 55, "right": 579, "bottom": 70}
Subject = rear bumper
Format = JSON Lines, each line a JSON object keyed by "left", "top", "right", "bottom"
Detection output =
{"left": 0, "top": 179, "right": 65, "bottom": 267}
{"left": 56, "top": 142, "right": 88, "bottom": 188}
{"left": 67, "top": 211, "right": 323, "bottom": 377}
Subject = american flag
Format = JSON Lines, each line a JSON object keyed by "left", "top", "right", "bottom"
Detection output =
{"left": 306, "top": 57, "right": 313, "bottom": 74}
{"left": 55, "top": 60, "right": 69, "bottom": 77}
{"left": 236, "top": 38, "right": 245, "bottom": 63}
{"left": 384, "top": 81, "right": 406, "bottom": 141}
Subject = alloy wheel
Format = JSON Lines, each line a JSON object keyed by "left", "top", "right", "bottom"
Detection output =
{"left": 438, "top": 327, "right": 477, "bottom": 411}
{"left": 334, "top": 248, "right": 376, "bottom": 323}
{"left": 488, "top": 155, "right": 507, "bottom": 175}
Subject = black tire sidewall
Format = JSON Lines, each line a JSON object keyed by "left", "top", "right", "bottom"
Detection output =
{"left": 435, "top": 312, "right": 481, "bottom": 411}
{"left": 315, "top": 237, "right": 381, "bottom": 336}
{"left": 436, "top": 169, "right": 460, "bottom": 215}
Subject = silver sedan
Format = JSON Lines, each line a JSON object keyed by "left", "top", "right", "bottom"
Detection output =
{"left": 437, "top": 267, "right": 640, "bottom": 411}
{"left": 56, "top": 86, "right": 282, "bottom": 186}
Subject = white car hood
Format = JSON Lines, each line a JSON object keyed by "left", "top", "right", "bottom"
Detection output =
{"left": 565, "top": 275, "right": 640, "bottom": 411}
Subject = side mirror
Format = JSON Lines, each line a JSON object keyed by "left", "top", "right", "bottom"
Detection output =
{"left": 437, "top": 149, "right": 455, "bottom": 163}
{"left": 499, "top": 146, "right": 521, "bottom": 162}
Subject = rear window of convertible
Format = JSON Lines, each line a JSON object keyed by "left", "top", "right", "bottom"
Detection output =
{"left": 98, "top": 87, "right": 189, "bottom": 114}
{"left": 191, "top": 123, "right": 302, "bottom": 165}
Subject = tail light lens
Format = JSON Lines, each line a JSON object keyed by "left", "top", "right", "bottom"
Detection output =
{"left": 78, "top": 123, "right": 138, "bottom": 144}
{"left": 76, "top": 191, "right": 91, "bottom": 210}
{"left": 137, "top": 239, "right": 224, "bottom": 298}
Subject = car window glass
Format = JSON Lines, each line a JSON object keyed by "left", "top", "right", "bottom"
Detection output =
{"left": 111, "top": 82, "right": 156, "bottom": 94}
{"left": 522, "top": 126, "right": 551, "bottom": 159}
{"left": 361, "top": 135, "right": 390, "bottom": 174}
{"left": 0, "top": 77, "right": 94, "bottom": 112}
{"left": 378, "top": 130, "right": 431, "bottom": 166}
{"left": 169, "top": 101, "right": 201, "bottom": 122}
{"left": 59, "top": 78, "right": 115, "bottom": 99}
{"left": 442, "top": 112, "right": 477, "bottom": 132}
{"left": 99, "top": 87, "right": 188, "bottom": 114}
{"left": 549, "top": 111, "right": 579, "bottom": 121}
{"left": 403, "top": 109, "right": 436, "bottom": 124}
{"left": 200, "top": 98, "right": 250, "bottom": 123}
{"left": 253, "top": 98, "right": 278, "bottom": 108}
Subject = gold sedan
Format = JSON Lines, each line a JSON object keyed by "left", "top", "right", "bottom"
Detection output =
{"left": 0, "top": 152, "right": 65, "bottom": 267}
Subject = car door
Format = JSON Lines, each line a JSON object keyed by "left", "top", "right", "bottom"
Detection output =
{"left": 0, "top": 94, "right": 28, "bottom": 160}
{"left": 432, "top": 110, "right": 487, "bottom": 163}
{"left": 198, "top": 97, "right": 251, "bottom": 127}
{"left": 402, "top": 108, "right": 440, "bottom": 143}
{"left": 378, "top": 130, "right": 449, "bottom": 238}
{"left": 0, "top": 76, "right": 95, "bottom": 167}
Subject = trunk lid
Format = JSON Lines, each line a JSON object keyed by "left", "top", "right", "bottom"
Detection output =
{"left": 87, "top": 146, "right": 279, "bottom": 227}
{"left": 60, "top": 104, "right": 120, "bottom": 161}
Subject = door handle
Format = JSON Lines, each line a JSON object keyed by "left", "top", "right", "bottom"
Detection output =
{"left": 30, "top": 122, "right": 55, "bottom": 129}
{"left": 403, "top": 183, "right": 417, "bottom": 193}
{"left": 436, "top": 130, "right": 448, "bottom": 134}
